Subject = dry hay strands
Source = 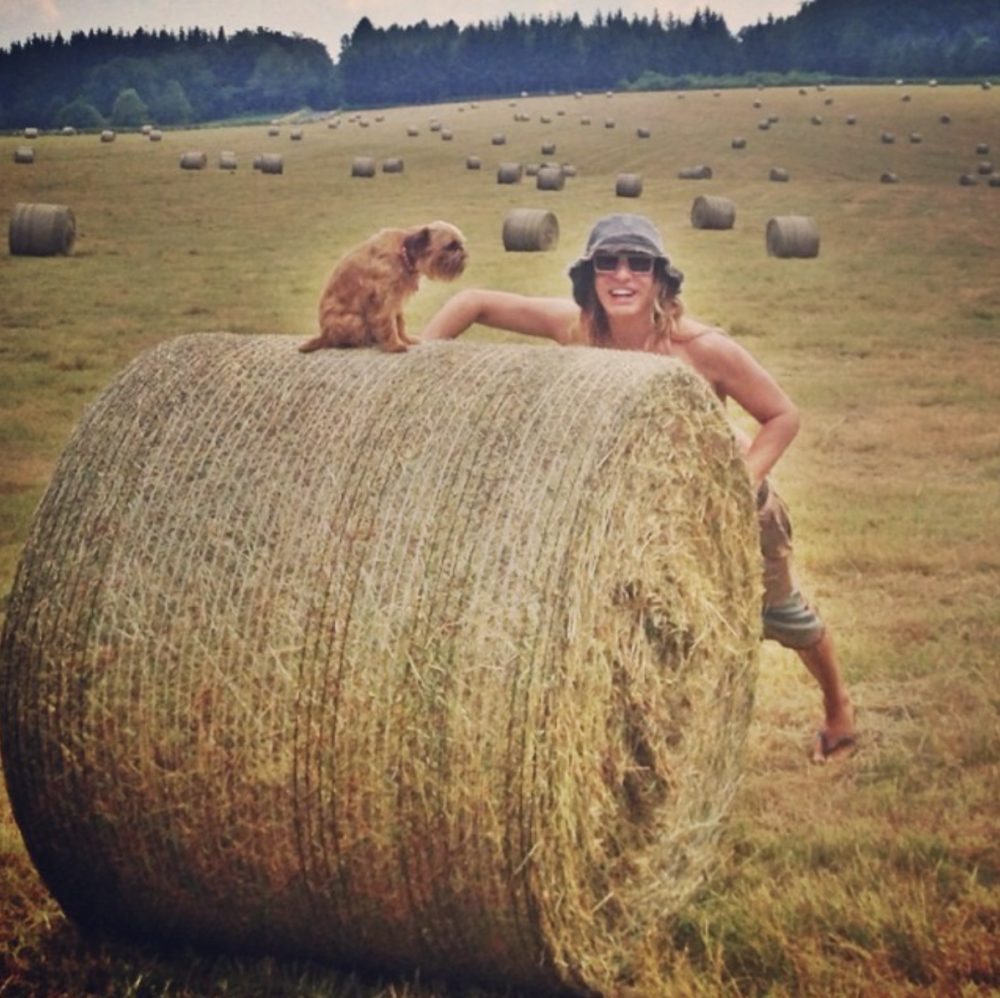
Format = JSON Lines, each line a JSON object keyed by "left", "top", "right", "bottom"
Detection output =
{"left": 502, "top": 208, "right": 560, "bottom": 251}
{"left": 766, "top": 215, "right": 821, "bottom": 258}
{"left": 8, "top": 202, "right": 76, "bottom": 256}
{"left": 691, "top": 195, "right": 736, "bottom": 231}
{"left": 0, "top": 336, "right": 760, "bottom": 997}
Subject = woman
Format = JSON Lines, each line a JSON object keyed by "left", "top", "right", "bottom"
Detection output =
{"left": 422, "top": 213, "right": 855, "bottom": 763}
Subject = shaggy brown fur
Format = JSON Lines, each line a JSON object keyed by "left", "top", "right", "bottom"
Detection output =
{"left": 299, "top": 221, "right": 468, "bottom": 353}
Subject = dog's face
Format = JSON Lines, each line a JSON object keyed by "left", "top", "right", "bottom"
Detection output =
{"left": 403, "top": 221, "right": 468, "bottom": 282}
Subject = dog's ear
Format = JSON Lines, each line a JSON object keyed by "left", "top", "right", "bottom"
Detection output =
{"left": 403, "top": 226, "right": 433, "bottom": 261}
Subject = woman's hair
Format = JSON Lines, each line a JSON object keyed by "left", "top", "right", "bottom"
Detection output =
{"left": 571, "top": 259, "right": 686, "bottom": 347}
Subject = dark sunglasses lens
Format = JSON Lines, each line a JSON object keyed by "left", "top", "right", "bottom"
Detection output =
{"left": 628, "top": 255, "right": 654, "bottom": 272}
{"left": 593, "top": 254, "right": 617, "bottom": 272}
{"left": 593, "top": 253, "right": 654, "bottom": 273}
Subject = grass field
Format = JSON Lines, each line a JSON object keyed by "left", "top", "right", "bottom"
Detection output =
{"left": 2, "top": 83, "right": 999, "bottom": 997}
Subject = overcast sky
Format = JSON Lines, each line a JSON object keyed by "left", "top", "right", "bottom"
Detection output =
{"left": 1, "top": 0, "right": 807, "bottom": 56}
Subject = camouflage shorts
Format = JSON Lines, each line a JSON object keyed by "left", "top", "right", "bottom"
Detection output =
{"left": 757, "top": 480, "right": 825, "bottom": 650}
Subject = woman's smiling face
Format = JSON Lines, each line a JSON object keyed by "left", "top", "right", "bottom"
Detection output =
{"left": 593, "top": 253, "right": 658, "bottom": 324}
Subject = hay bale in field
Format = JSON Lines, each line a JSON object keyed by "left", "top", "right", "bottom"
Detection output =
{"left": 541, "top": 142, "right": 556, "bottom": 156}
{"left": 615, "top": 173, "right": 643, "bottom": 198}
{"left": 976, "top": 142, "right": 991, "bottom": 155}
{"left": 881, "top": 131, "right": 896, "bottom": 144}
{"left": 637, "top": 127, "right": 651, "bottom": 138}
{"left": 497, "top": 162, "right": 523, "bottom": 184}
{"left": 691, "top": 195, "right": 736, "bottom": 230}
{"left": 978, "top": 161, "right": 994, "bottom": 175}
{"left": 491, "top": 133, "right": 507, "bottom": 145}
{"left": 351, "top": 156, "right": 376, "bottom": 178}
{"left": 148, "top": 129, "right": 163, "bottom": 141}
{"left": 8, "top": 202, "right": 76, "bottom": 256}
{"left": 536, "top": 165, "right": 565, "bottom": 190}
{"left": 0, "top": 335, "right": 759, "bottom": 997}
{"left": 180, "top": 151, "right": 208, "bottom": 170}
{"left": 219, "top": 151, "right": 238, "bottom": 170}
{"left": 988, "top": 174, "right": 1000, "bottom": 188}
{"left": 909, "top": 132, "right": 923, "bottom": 143}
{"left": 769, "top": 167, "right": 790, "bottom": 182}
{"left": 731, "top": 137, "right": 747, "bottom": 149}
{"left": 290, "top": 129, "right": 304, "bottom": 141}
{"left": 14, "top": 146, "right": 35, "bottom": 164}
{"left": 678, "top": 165, "right": 713, "bottom": 180}
{"left": 766, "top": 216, "right": 820, "bottom": 258}
{"left": 958, "top": 174, "right": 978, "bottom": 186}
{"left": 502, "top": 208, "right": 560, "bottom": 251}
{"left": 259, "top": 154, "right": 283, "bottom": 175}
{"left": 466, "top": 156, "right": 481, "bottom": 170}
{"left": 880, "top": 172, "right": 899, "bottom": 184}
{"left": 382, "top": 158, "right": 404, "bottom": 173}
{"left": 101, "top": 130, "right": 115, "bottom": 143}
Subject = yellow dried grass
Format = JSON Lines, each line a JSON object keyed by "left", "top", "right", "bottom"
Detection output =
{"left": 0, "top": 335, "right": 761, "bottom": 996}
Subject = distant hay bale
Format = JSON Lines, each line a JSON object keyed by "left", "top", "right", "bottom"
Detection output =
{"left": 179, "top": 151, "right": 208, "bottom": 170}
{"left": 382, "top": 158, "right": 404, "bottom": 173}
{"left": 268, "top": 127, "right": 280, "bottom": 137}
{"left": 766, "top": 216, "right": 820, "bottom": 258}
{"left": 351, "top": 156, "right": 376, "bottom": 178}
{"left": 678, "top": 165, "right": 713, "bottom": 180}
{"left": 846, "top": 115, "right": 858, "bottom": 125}
{"left": 8, "top": 202, "right": 76, "bottom": 256}
{"left": 148, "top": 129, "right": 163, "bottom": 142}
{"left": 23, "top": 127, "right": 39, "bottom": 139}
{"left": 290, "top": 129, "right": 304, "bottom": 141}
{"left": 219, "top": 151, "right": 238, "bottom": 170}
{"left": 976, "top": 142, "right": 990, "bottom": 155}
{"left": 541, "top": 142, "right": 557, "bottom": 156}
{"left": 259, "top": 154, "right": 283, "bottom": 175}
{"left": 407, "top": 126, "right": 419, "bottom": 137}
{"left": 14, "top": 146, "right": 35, "bottom": 164}
{"left": 881, "top": 172, "right": 899, "bottom": 184}
{"left": 502, "top": 208, "right": 560, "bottom": 251}
{"left": 769, "top": 167, "right": 790, "bottom": 182}
{"left": 0, "top": 335, "right": 759, "bottom": 997}
{"left": 100, "top": 130, "right": 115, "bottom": 143}
{"left": 881, "top": 132, "right": 896, "bottom": 144}
{"left": 637, "top": 127, "right": 651, "bottom": 138}
{"left": 615, "top": 173, "right": 643, "bottom": 198}
{"left": 491, "top": 133, "right": 507, "bottom": 145}
{"left": 536, "top": 165, "right": 565, "bottom": 190}
{"left": 466, "top": 156, "right": 482, "bottom": 170}
{"left": 909, "top": 132, "right": 923, "bottom": 143}
{"left": 989, "top": 174, "right": 1000, "bottom": 188}
{"left": 978, "top": 161, "right": 994, "bottom": 175}
{"left": 691, "top": 195, "right": 736, "bottom": 230}
{"left": 958, "top": 174, "right": 978, "bottom": 186}
{"left": 731, "top": 137, "right": 747, "bottom": 149}
{"left": 497, "top": 162, "right": 523, "bottom": 184}
{"left": 939, "top": 114, "right": 952, "bottom": 124}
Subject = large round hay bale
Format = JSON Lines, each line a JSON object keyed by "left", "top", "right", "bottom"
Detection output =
{"left": 0, "top": 335, "right": 760, "bottom": 998}
{"left": 351, "top": 157, "right": 376, "bottom": 178}
{"left": 8, "top": 203, "right": 76, "bottom": 256}
{"left": 536, "top": 165, "right": 565, "bottom": 190}
{"left": 180, "top": 151, "right": 208, "bottom": 170}
{"left": 678, "top": 165, "right": 713, "bottom": 180}
{"left": 219, "top": 151, "right": 238, "bottom": 170}
{"left": 691, "top": 195, "right": 736, "bottom": 230}
{"left": 769, "top": 167, "right": 790, "bottom": 182}
{"left": 496, "top": 162, "right": 523, "bottom": 184}
{"left": 382, "top": 158, "right": 404, "bottom": 173}
{"left": 766, "top": 216, "right": 820, "bottom": 258}
{"left": 615, "top": 173, "right": 643, "bottom": 198}
{"left": 259, "top": 153, "right": 284, "bottom": 175}
{"left": 14, "top": 146, "right": 35, "bottom": 164}
{"left": 502, "top": 208, "right": 560, "bottom": 251}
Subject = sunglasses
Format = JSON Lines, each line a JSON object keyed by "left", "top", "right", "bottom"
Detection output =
{"left": 592, "top": 253, "right": 656, "bottom": 274}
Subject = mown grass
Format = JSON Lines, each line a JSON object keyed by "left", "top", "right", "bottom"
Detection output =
{"left": 2, "top": 83, "right": 999, "bottom": 997}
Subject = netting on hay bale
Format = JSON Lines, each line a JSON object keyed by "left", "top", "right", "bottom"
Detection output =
{"left": 0, "top": 336, "right": 761, "bottom": 997}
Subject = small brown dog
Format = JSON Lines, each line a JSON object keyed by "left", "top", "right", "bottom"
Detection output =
{"left": 298, "top": 221, "right": 468, "bottom": 353}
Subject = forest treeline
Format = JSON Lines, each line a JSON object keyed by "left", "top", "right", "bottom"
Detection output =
{"left": 2, "top": 0, "right": 998, "bottom": 130}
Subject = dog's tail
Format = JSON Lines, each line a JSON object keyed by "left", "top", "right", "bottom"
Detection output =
{"left": 297, "top": 335, "right": 326, "bottom": 353}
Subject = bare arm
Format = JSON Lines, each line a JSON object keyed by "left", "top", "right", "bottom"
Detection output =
{"left": 420, "top": 289, "right": 579, "bottom": 344}
{"left": 690, "top": 332, "right": 802, "bottom": 486}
